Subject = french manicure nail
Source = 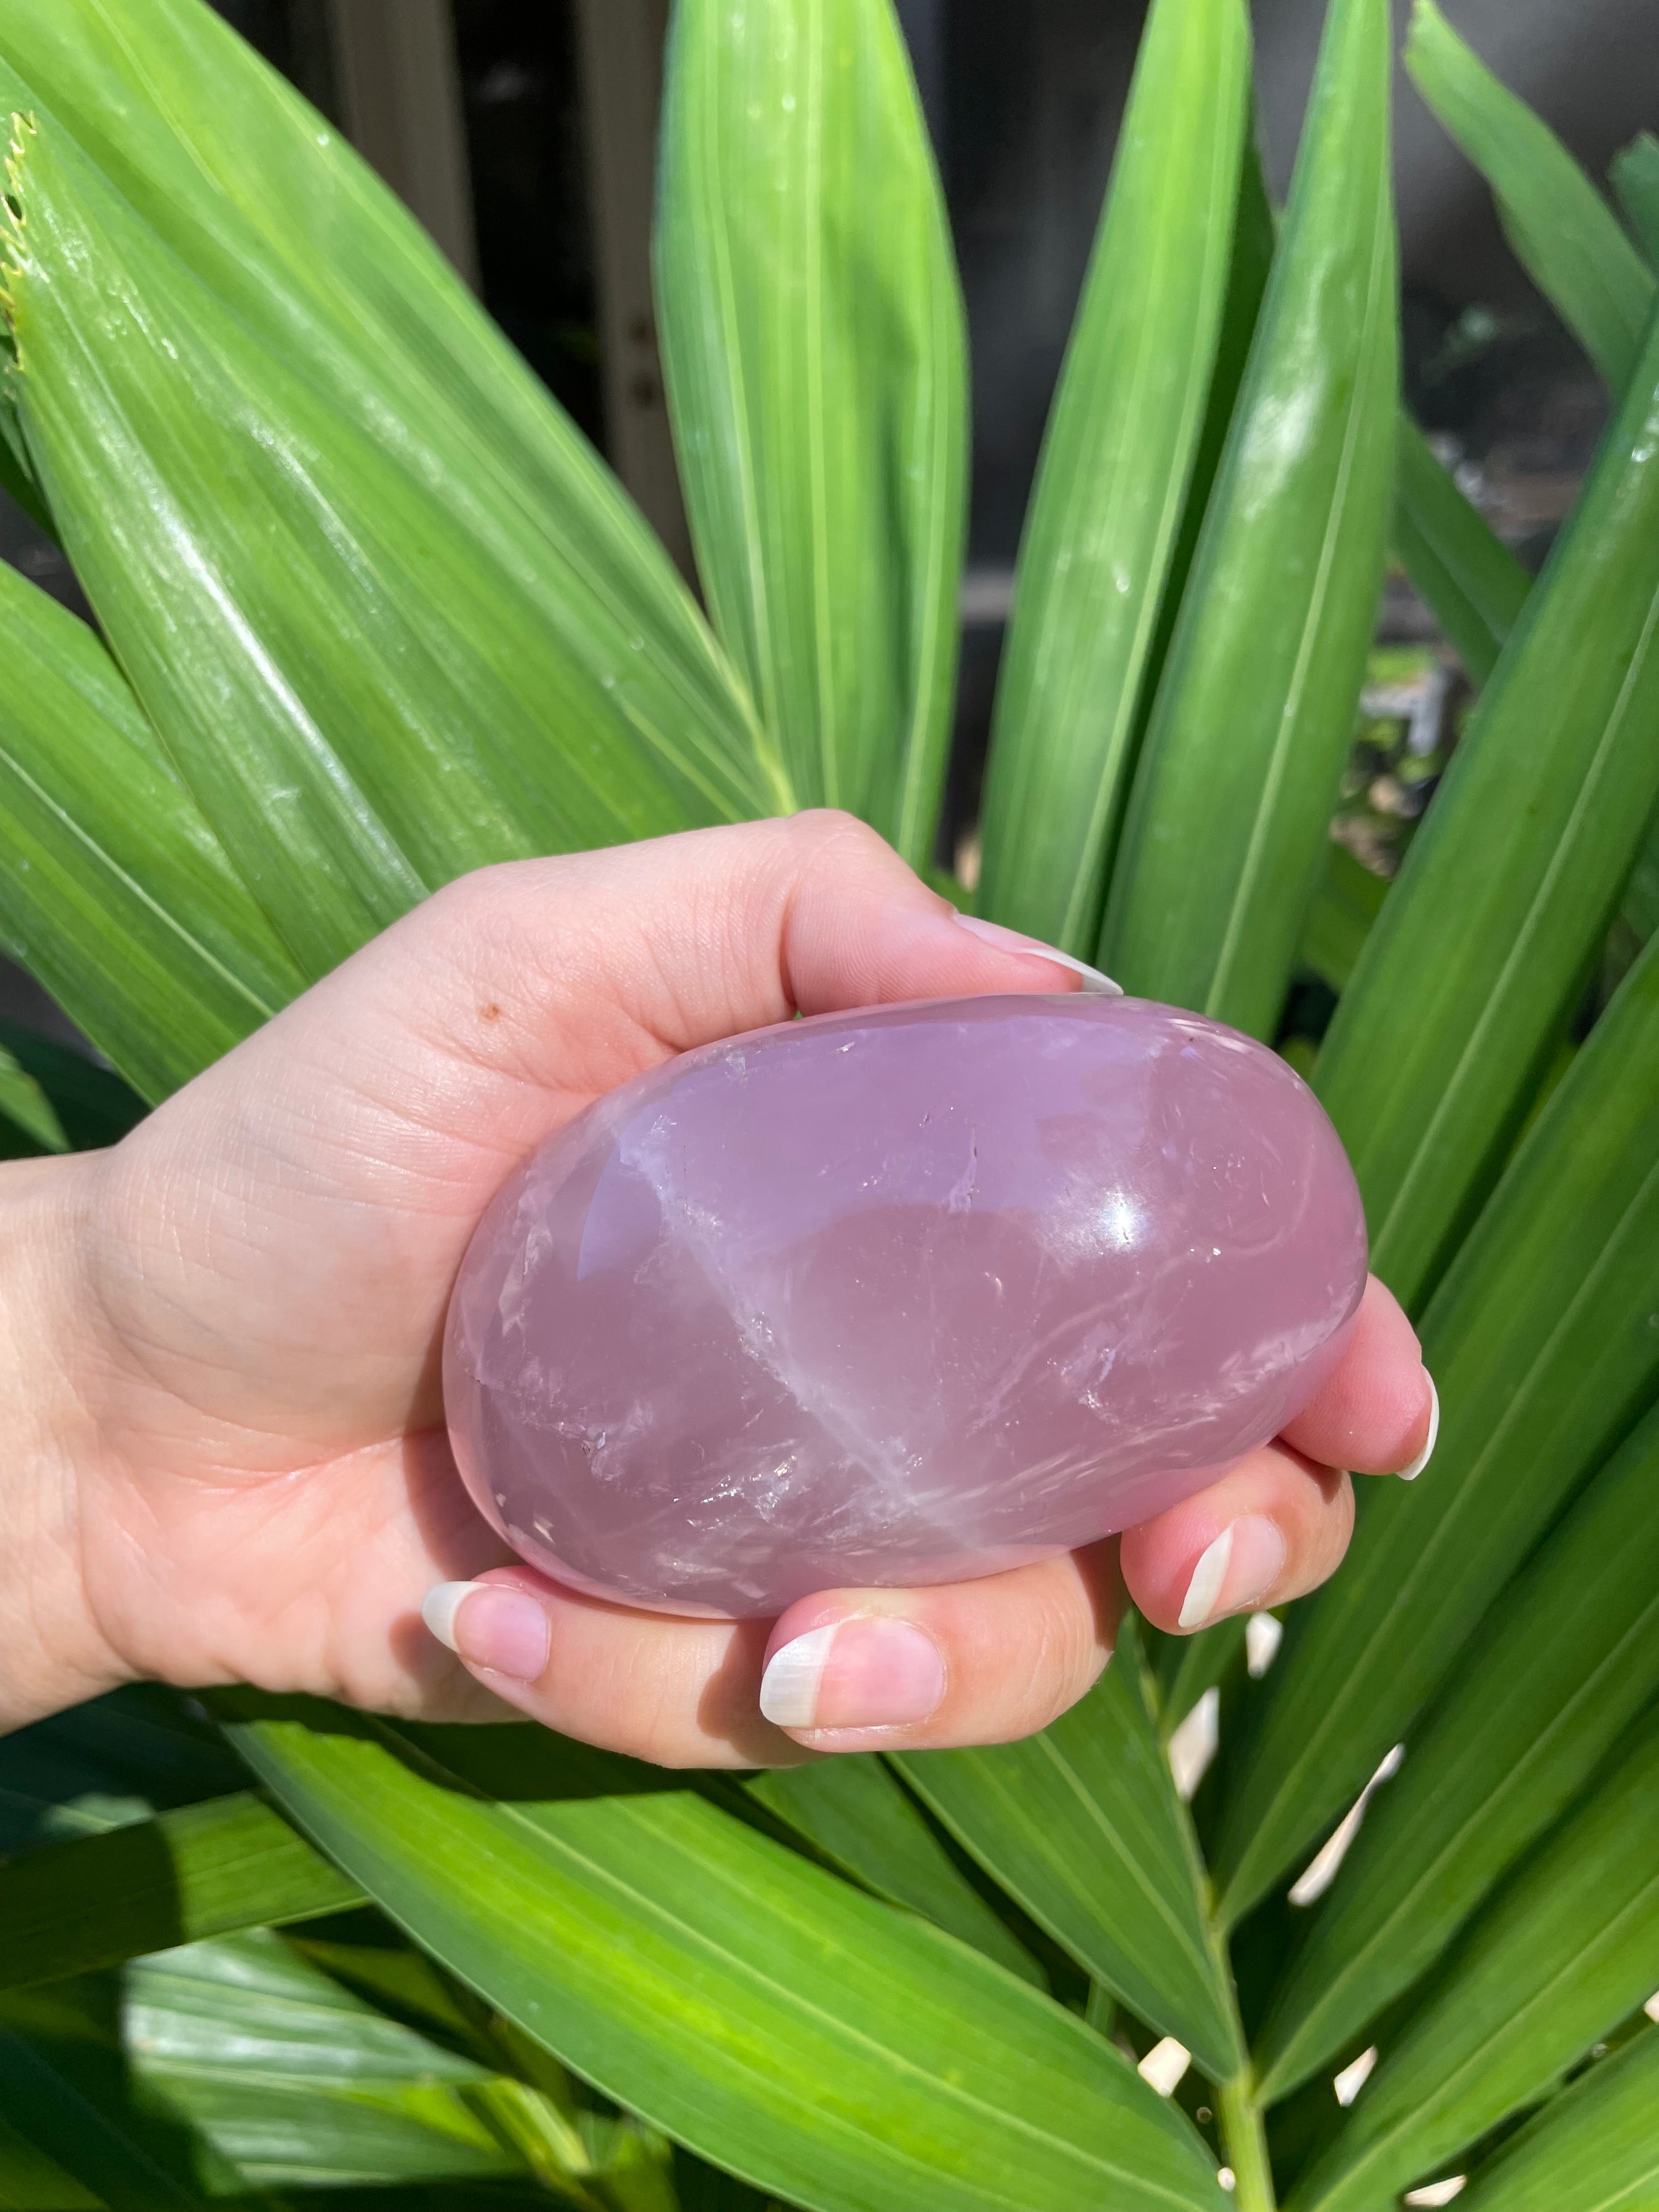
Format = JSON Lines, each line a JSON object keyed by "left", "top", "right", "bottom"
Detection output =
{"left": 422, "top": 1581, "right": 550, "bottom": 1682}
{"left": 1399, "top": 1373, "right": 1440, "bottom": 1481}
{"left": 951, "top": 911, "right": 1124, "bottom": 996}
{"left": 759, "top": 1616, "right": 946, "bottom": 1733}
{"left": 1177, "top": 1516, "right": 1287, "bottom": 1632}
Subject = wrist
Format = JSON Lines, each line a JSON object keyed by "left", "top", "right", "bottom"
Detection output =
{"left": 0, "top": 1150, "right": 132, "bottom": 1731}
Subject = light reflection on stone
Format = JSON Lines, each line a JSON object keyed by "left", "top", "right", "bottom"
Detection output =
{"left": 445, "top": 995, "right": 1367, "bottom": 1617}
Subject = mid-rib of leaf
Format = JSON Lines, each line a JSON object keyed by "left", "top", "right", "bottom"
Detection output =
{"left": 1254, "top": 1401, "right": 1659, "bottom": 2102}
{"left": 4, "top": 117, "right": 747, "bottom": 980}
{"left": 1215, "top": 931, "right": 1659, "bottom": 1921}
{"left": 744, "top": 1757, "right": 1041, "bottom": 1986}
{"left": 1288, "top": 1705, "right": 1659, "bottom": 2212}
{"left": 894, "top": 1626, "right": 1243, "bottom": 2081}
{"left": 1455, "top": 2026, "right": 1659, "bottom": 2212}
{"left": 654, "top": 0, "right": 964, "bottom": 864}
{"left": 0, "top": 0, "right": 782, "bottom": 817}
{"left": 1314, "top": 296, "right": 1659, "bottom": 1314}
{"left": 223, "top": 1700, "right": 1228, "bottom": 2212}
{"left": 0, "top": 557, "right": 302, "bottom": 1098}
{"left": 1098, "top": 0, "right": 1397, "bottom": 1040}
{"left": 974, "top": 0, "right": 1251, "bottom": 955}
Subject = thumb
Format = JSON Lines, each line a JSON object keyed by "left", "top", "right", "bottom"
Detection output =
{"left": 287, "top": 809, "right": 1112, "bottom": 1154}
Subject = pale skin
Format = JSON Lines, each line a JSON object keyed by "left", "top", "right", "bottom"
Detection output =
{"left": 0, "top": 812, "right": 1434, "bottom": 1764}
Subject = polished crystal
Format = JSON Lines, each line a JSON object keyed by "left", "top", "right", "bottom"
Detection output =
{"left": 444, "top": 996, "right": 1368, "bottom": 1617}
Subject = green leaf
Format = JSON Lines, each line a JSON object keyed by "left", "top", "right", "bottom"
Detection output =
{"left": 654, "top": 0, "right": 963, "bottom": 864}
{"left": 125, "top": 1933, "right": 526, "bottom": 2192}
{"left": 1254, "top": 1400, "right": 1659, "bottom": 2103}
{"left": 744, "top": 1758, "right": 1041, "bottom": 1985}
{"left": 973, "top": 0, "right": 1252, "bottom": 953}
{"left": 0, "top": 368, "right": 54, "bottom": 540}
{"left": 0, "top": 1036, "right": 65, "bottom": 1154}
{"left": 1313, "top": 299, "right": 1659, "bottom": 1316}
{"left": 0, "top": 560, "right": 303, "bottom": 1101}
{"left": 1392, "top": 413, "right": 1530, "bottom": 686}
{"left": 0, "top": 1981, "right": 259, "bottom": 2210}
{"left": 0, "top": 1019, "right": 145, "bottom": 1150}
{"left": 1098, "top": 0, "right": 1397, "bottom": 1038}
{"left": 0, "top": 0, "right": 777, "bottom": 830}
{"left": 1154, "top": 1616, "right": 1251, "bottom": 1742}
{"left": 223, "top": 1701, "right": 1228, "bottom": 2212}
{"left": 1, "top": 119, "right": 756, "bottom": 986}
{"left": 895, "top": 1621, "right": 1243, "bottom": 2083}
{"left": 1612, "top": 132, "right": 1659, "bottom": 266}
{"left": 1404, "top": 1, "right": 1655, "bottom": 394}
{"left": 1288, "top": 1707, "right": 1659, "bottom": 2212}
{"left": 0, "top": 2108, "right": 105, "bottom": 2210}
{"left": 1214, "top": 929, "right": 1659, "bottom": 1920}
{"left": 1296, "top": 844, "right": 1387, "bottom": 996}
{"left": 0, "top": 1686, "right": 250, "bottom": 1857}
{"left": 1, "top": 1793, "right": 366, "bottom": 1991}
{"left": 1457, "top": 2025, "right": 1659, "bottom": 2212}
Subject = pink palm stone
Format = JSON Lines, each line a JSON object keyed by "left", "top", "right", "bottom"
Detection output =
{"left": 444, "top": 995, "right": 1367, "bottom": 1618}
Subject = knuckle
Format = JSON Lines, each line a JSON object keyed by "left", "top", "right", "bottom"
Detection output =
{"left": 786, "top": 806, "right": 894, "bottom": 871}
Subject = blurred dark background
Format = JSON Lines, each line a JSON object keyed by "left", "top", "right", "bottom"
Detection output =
{"left": 4, "top": 0, "right": 1656, "bottom": 1037}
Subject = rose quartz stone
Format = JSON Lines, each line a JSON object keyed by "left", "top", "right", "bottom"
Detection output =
{"left": 444, "top": 996, "right": 1367, "bottom": 1617}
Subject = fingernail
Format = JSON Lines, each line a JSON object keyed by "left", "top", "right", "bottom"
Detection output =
{"left": 951, "top": 911, "right": 1124, "bottom": 996}
{"left": 1399, "top": 1373, "right": 1440, "bottom": 1481}
{"left": 1177, "top": 1517, "right": 1287, "bottom": 1631}
{"left": 422, "top": 1581, "right": 550, "bottom": 1682}
{"left": 759, "top": 1616, "right": 946, "bottom": 1733}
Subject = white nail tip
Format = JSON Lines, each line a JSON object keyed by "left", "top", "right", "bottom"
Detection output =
{"left": 421, "top": 1582, "right": 475, "bottom": 1653}
{"left": 759, "top": 1623, "right": 839, "bottom": 1729}
{"left": 1030, "top": 946, "right": 1125, "bottom": 996}
{"left": 952, "top": 912, "right": 1124, "bottom": 995}
{"left": 1178, "top": 1526, "right": 1235, "bottom": 1630}
{"left": 1400, "top": 1375, "right": 1440, "bottom": 1482}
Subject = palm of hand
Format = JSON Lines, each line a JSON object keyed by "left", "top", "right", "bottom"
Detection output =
{"left": 74, "top": 860, "right": 681, "bottom": 1722}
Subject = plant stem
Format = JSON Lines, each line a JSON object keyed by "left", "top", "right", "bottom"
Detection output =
{"left": 1216, "top": 2069, "right": 1276, "bottom": 2212}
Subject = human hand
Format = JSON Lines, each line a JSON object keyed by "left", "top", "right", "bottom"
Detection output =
{"left": 1, "top": 812, "right": 1434, "bottom": 1762}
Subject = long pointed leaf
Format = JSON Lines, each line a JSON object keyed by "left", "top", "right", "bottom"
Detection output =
{"left": 0, "top": 1986, "right": 257, "bottom": 2210}
{"left": 895, "top": 1622, "right": 1243, "bottom": 2083}
{"left": 1099, "top": 0, "right": 1397, "bottom": 1037}
{"left": 0, "top": 1037, "right": 64, "bottom": 1154}
{"left": 0, "top": 1688, "right": 249, "bottom": 1858}
{"left": 0, "top": 1020, "right": 145, "bottom": 1150}
{"left": 1, "top": 1795, "right": 365, "bottom": 1991}
{"left": 0, "top": 0, "right": 778, "bottom": 818}
{"left": 1215, "top": 929, "right": 1659, "bottom": 1920}
{"left": 1456, "top": 2027, "right": 1659, "bottom": 2212}
{"left": 1297, "top": 843, "right": 1387, "bottom": 996}
{"left": 973, "top": 0, "right": 1251, "bottom": 953}
{"left": 3, "top": 118, "right": 754, "bottom": 981}
{"left": 0, "top": 561, "right": 302, "bottom": 1099}
{"left": 1289, "top": 1707, "right": 1659, "bottom": 2212}
{"left": 224, "top": 1702, "right": 1227, "bottom": 2212}
{"left": 1405, "top": 0, "right": 1655, "bottom": 393}
{"left": 1612, "top": 133, "right": 1659, "bottom": 266}
{"left": 745, "top": 1758, "right": 1041, "bottom": 1985}
{"left": 655, "top": 0, "right": 963, "bottom": 863}
{"left": 1313, "top": 295, "right": 1659, "bottom": 1314}
{"left": 0, "top": 2109, "right": 105, "bottom": 2210}
{"left": 126, "top": 1933, "right": 526, "bottom": 2192}
{"left": 1392, "top": 414, "right": 1528, "bottom": 686}
{"left": 1255, "top": 1401, "right": 1659, "bottom": 2102}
